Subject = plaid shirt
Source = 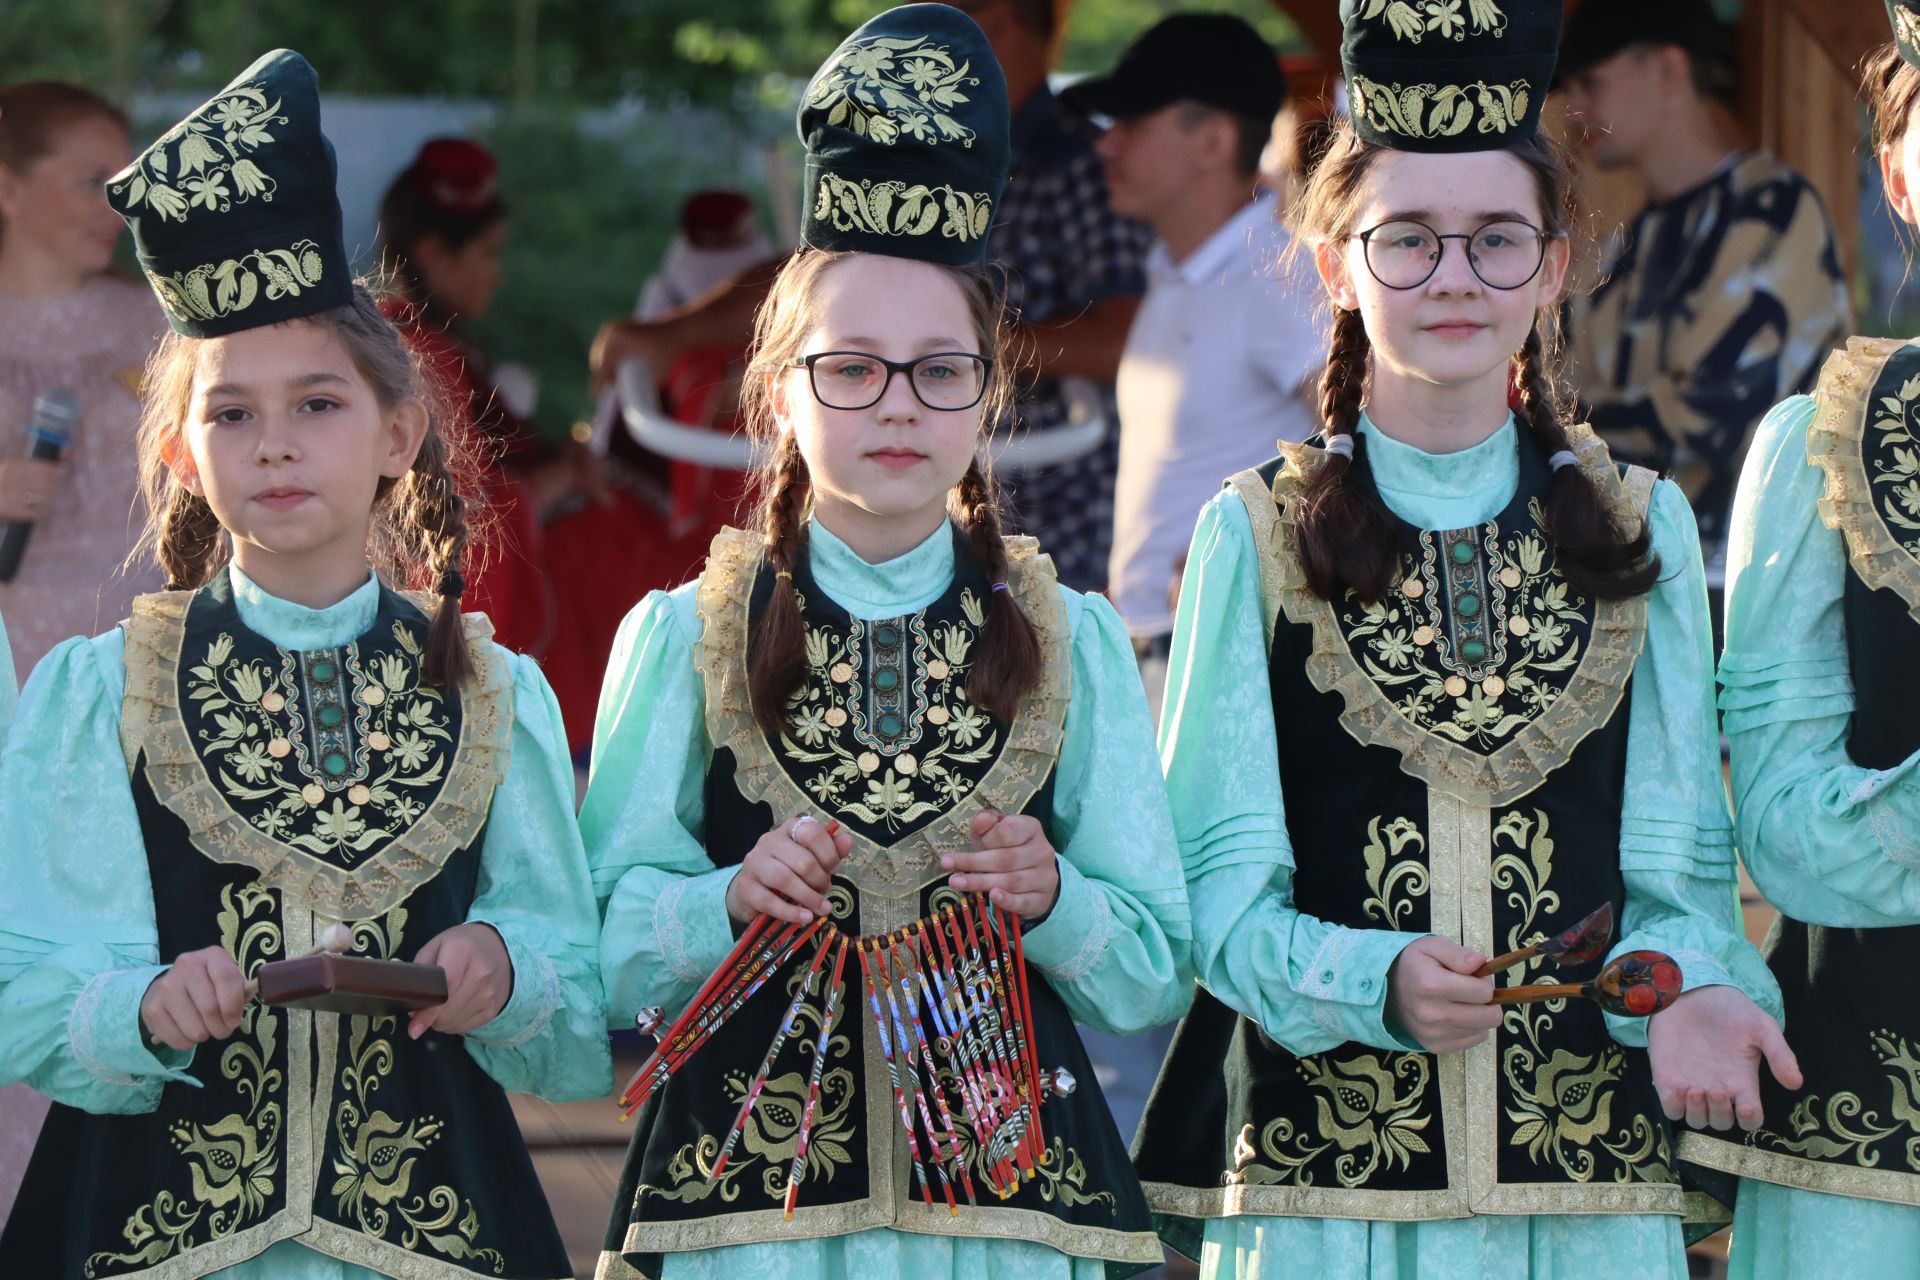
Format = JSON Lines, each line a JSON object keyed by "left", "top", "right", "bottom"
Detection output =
{"left": 989, "top": 85, "right": 1151, "bottom": 593}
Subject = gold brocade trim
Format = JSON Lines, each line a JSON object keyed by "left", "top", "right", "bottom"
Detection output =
{"left": 1348, "top": 74, "right": 1532, "bottom": 141}
{"left": 695, "top": 528, "right": 1070, "bottom": 894}
{"left": 1680, "top": 1129, "right": 1920, "bottom": 1209}
{"left": 812, "top": 174, "right": 994, "bottom": 244}
{"left": 1807, "top": 336, "right": 1920, "bottom": 622}
{"left": 152, "top": 238, "right": 326, "bottom": 328}
{"left": 118, "top": 589, "right": 512, "bottom": 919}
{"left": 1238, "top": 424, "right": 1653, "bottom": 807}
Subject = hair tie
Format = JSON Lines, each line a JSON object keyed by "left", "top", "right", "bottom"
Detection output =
{"left": 438, "top": 567, "right": 466, "bottom": 598}
{"left": 1323, "top": 433, "right": 1356, "bottom": 460}
{"left": 1547, "top": 450, "right": 1578, "bottom": 472}
{"left": 990, "top": 582, "right": 1010, "bottom": 593}
{"left": 775, "top": 569, "right": 794, "bottom": 581}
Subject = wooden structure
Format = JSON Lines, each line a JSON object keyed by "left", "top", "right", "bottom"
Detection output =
{"left": 1271, "top": 0, "right": 1893, "bottom": 277}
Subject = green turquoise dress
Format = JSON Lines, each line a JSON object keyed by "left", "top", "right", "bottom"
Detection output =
{"left": 0, "top": 568, "right": 612, "bottom": 1278}
{"left": 583, "top": 519, "right": 1192, "bottom": 1279}
{"left": 1137, "top": 415, "right": 1781, "bottom": 1280}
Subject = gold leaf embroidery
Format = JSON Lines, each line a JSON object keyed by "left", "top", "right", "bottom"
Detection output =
{"left": 1349, "top": 74, "right": 1531, "bottom": 140}
{"left": 1358, "top": 0, "right": 1506, "bottom": 41}
{"left": 109, "top": 82, "right": 285, "bottom": 224}
{"left": 806, "top": 33, "right": 982, "bottom": 148}
{"left": 812, "top": 173, "right": 993, "bottom": 244}
{"left": 1764, "top": 1031, "right": 1920, "bottom": 1166}
{"left": 1230, "top": 1053, "right": 1436, "bottom": 1188}
{"left": 1361, "top": 815, "right": 1430, "bottom": 930}
{"left": 151, "top": 237, "right": 325, "bottom": 326}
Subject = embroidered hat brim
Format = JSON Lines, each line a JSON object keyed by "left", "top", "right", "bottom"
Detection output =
{"left": 108, "top": 48, "right": 352, "bottom": 338}
{"left": 1340, "top": 0, "right": 1559, "bottom": 154}
{"left": 797, "top": 3, "right": 1009, "bottom": 266}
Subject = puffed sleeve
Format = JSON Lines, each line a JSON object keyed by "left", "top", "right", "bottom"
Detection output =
{"left": 1717, "top": 395, "right": 1920, "bottom": 925}
{"left": 1605, "top": 478, "right": 1783, "bottom": 1047}
{"left": 578, "top": 586, "right": 737, "bottom": 1028}
{"left": 1016, "top": 589, "right": 1191, "bottom": 1033}
{"left": 0, "top": 632, "right": 196, "bottom": 1112}
{"left": 1161, "top": 488, "right": 1423, "bottom": 1057}
{"left": 460, "top": 648, "right": 613, "bottom": 1099}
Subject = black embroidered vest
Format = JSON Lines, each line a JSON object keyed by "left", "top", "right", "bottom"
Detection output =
{"left": 0, "top": 571, "right": 570, "bottom": 1280}
{"left": 599, "top": 527, "right": 1162, "bottom": 1280}
{"left": 1681, "top": 337, "right": 1920, "bottom": 1208}
{"left": 1132, "top": 424, "right": 1680, "bottom": 1254}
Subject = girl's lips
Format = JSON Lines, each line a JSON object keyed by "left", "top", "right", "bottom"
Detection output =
{"left": 253, "top": 488, "right": 313, "bottom": 511}
{"left": 866, "top": 450, "right": 926, "bottom": 469}
{"left": 1424, "top": 322, "right": 1487, "bottom": 339}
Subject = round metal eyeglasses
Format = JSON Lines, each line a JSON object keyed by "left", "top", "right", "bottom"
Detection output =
{"left": 789, "top": 351, "right": 992, "bottom": 412}
{"left": 1350, "top": 219, "right": 1549, "bottom": 291}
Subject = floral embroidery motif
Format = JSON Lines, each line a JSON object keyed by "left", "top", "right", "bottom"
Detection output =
{"left": 806, "top": 33, "right": 982, "bottom": 148}
{"left": 812, "top": 173, "right": 993, "bottom": 244}
{"left": 1349, "top": 75, "right": 1531, "bottom": 141}
{"left": 152, "top": 237, "right": 325, "bottom": 325}
{"left": 780, "top": 589, "right": 1001, "bottom": 833}
{"left": 1765, "top": 1031, "right": 1920, "bottom": 1166}
{"left": 1230, "top": 1053, "right": 1436, "bottom": 1188}
{"left": 108, "top": 81, "right": 284, "bottom": 223}
{"left": 329, "top": 911, "right": 504, "bottom": 1272}
{"left": 1361, "top": 815, "right": 1430, "bottom": 932}
{"left": 85, "top": 884, "right": 285, "bottom": 1277}
{"left": 1341, "top": 502, "right": 1592, "bottom": 755}
{"left": 184, "top": 620, "right": 452, "bottom": 866}
{"left": 1493, "top": 811, "right": 1673, "bottom": 1185}
{"left": 1862, "top": 368, "right": 1920, "bottom": 557}
{"left": 1358, "top": 0, "right": 1507, "bottom": 42}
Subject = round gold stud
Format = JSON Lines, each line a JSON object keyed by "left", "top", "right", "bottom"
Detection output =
{"left": 830, "top": 662, "right": 853, "bottom": 684}
{"left": 1499, "top": 566, "right": 1523, "bottom": 589}
{"left": 824, "top": 706, "right": 848, "bottom": 728}
{"left": 361, "top": 685, "right": 385, "bottom": 707}
{"left": 1444, "top": 675, "right": 1468, "bottom": 698}
{"left": 1413, "top": 626, "right": 1435, "bottom": 647}
{"left": 897, "top": 753, "right": 919, "bottom": 776}
{"left": 857, "top": 751, "right": 880, "bottom": 774}
{"left": 301, "top": 783, "right": 327, "bottom": 807}
{"left": 260, "top": 690, "right": 286, "bottom": 713}
{"left": 267, "top": 737, "right": 292, "bottom": 759}
{"left": 347, "top": 784, "right": 372, "bottom": 805}
{"left": 1482, "top": 675, "right": 1508, "bottom": 697}
{"left": 927, "top": 705, "right": 950, "bottom": 726}
{"left": 1401, "top": 577, "right": 1425, "bottom": 599}
{"left": 367, "top": 731, "right": 391, "bottom": 751}
{"left": 1508, "top": 615, "right": 1531, "bottom": 637}
{"left": 926, "top": 659, "right": 950, "bottom": 681}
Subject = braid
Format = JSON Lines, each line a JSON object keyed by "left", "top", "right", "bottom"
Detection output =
{"left": 1512, "top": 326, "right": 1659, "bottom": 599}
{"left": 401, "top": 431, "right": 478, "bottom": 687}
{"left": 158, "top": 488, "right": 226, "bottom": 590}
{"left": 954, "top": 457, "right": 1041, "bottom": 719}
{"left": 748, "top": 434, "right": 814, "bottom": 734}
{"left": 1295, "top": 306, "right": 1400, "bottom": 601}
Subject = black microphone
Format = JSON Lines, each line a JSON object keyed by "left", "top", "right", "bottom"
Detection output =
{"left": 0, "top": 387, "right": 79, "bottom": 583}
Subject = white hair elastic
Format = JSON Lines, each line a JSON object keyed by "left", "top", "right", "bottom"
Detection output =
{"left": 1324, "top": 434, "right": 1356, "bottom": 459}
{"left": 1547, "top": 450, "right": 1578, "bottom": 472}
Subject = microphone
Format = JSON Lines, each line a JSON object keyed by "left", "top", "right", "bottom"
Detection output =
{"left": 0, "top": 387, "right": 79, "bottom": 583}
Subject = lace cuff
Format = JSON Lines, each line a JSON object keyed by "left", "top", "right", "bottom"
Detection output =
{"left": 466, "top": 925, "right": 562, "bottom": 1048}
{"left": 655, "top": 864, "right": 739, "bottom": 986}
{"left": 1298, "top": 926, "right": 1421, "bottom": 1053}
{"left": 1020, "top": 856, "right": 1112, "bottom": 984}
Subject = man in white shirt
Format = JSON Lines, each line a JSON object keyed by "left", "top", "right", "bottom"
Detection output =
{"left": 1065, "top": 13, "right": 1322, "bottom": 706}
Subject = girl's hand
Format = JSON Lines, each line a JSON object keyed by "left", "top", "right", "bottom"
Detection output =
{"left": 1385, "top": 936, "right": 1501, "bottom": 1053}
{"left": 0, "top": 457, "right": 64, "bottom": 522}
{"left": 1647, "top": 984, "right": 1802, "bottom": 1130}
{"left": 725, "top": 815, "right": 852, "bottom": 925}
{"left": 139, "top": 946, "right": 248, "bottom": 1051}
{"left": 408, "top": 923, "right": 514, "bottom": 1040}
{"left": 943, "top": 810, "right": 1060, "bottom": 922}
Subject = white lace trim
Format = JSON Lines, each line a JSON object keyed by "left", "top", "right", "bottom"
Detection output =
{"left": 1039, "top": 874, "right": 1114, "bottom": 984}
{"left": 471, "top": 942, "right": 562, "bottom": 1048}
{"left": 69, "top": 970, "right": 143, "bottom": 1086}
{"left": 654, "top": 875, "right": 707, "bottom": 984}
{"left": 1867, "top": 797, "right": 1920, "bottom": 869}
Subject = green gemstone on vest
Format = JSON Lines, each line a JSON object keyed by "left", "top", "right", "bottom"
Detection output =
{"left": 318, "top": 703, "right": 345, "bottom": 728}
{"left": 878, "top": 713, "right": 903, "bottom": 737}
{"left": 874, "top": 668, "right": 901, "bottom": 692}
{"left": 1456, "top": 593, "right": 1481, "bottom": 618}
{"left": 1451, "top": 541, "right": 1475, "bottom": 566}
{"left": 875, "top": 623, "right": 901, "bottom": 648}
{"left": 1461, "top": 639, "right": 1487, "bottom": 663}
{"left": 310, "top": 659, "right": 337, "bottom": 683}
{"left": 322, "top": 751, "right": 348, "bottom": 777}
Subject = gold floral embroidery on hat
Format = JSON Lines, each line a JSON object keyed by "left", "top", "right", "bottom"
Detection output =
{"left": 1360, "top": 0, "right": 1508, "bottom": 43}
{"left": 812, "top": 174, "right": 992, "bottom": 244}
{"left": 806, "top": 34, "right": 982, "bottom": 148}
{"left": 1348, "top": 74, "right": 1531, "bottom": 140}
{"left": 109, "top": 81, "right": 285, "bottom": 224}
{"left": 152, "top": 235, "right": 326, "bottom": 325}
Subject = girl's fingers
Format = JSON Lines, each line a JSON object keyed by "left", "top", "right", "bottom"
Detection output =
{"left": 771, "top": 842, "right": 834, "bottom": 893}
{"left": 1707, "top": 1088, "right": 1735, "bottom": 1131}
{"left": 1658, "top": 1084, "right": 1686, "bottom": 1122}
{"left": 1735, "top": 1086, "right": 1765, "bottom": 1131}
{"left": 1760, "top": 1021, "right": 1803, "bottom": 1090}
{"left": 1684, "top": 1088, "right": 1710, "bottom": 1130}
{"left": 739, "top": 877, "right": 816, "bottom": 924}
{"left": 788, "top": 819, "right": 844, "bottom": 872}
{"left": 166, "top": 991, "right": 211, "bottom": 1046}
{"left": 144, "top": 1005, "right": 188, "bottom": 1052}
{"left": 761, "top": 859, "right": 831, "bottom": 914}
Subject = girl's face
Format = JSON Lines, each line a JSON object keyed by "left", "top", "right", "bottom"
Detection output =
{"left": 773, "top": 254, "right": 986, "bottom": 550}
{"left": 413, "top": 219, "right": 507, "bottom": 320}
{"left": 0, "top": 115, "right": 130, "bottom": 282}
{"left": 1315, "top": 149, "right": 1569, "bottom": 406}
{"left": 177, "top": 321, "right": 426, "bottom": 582}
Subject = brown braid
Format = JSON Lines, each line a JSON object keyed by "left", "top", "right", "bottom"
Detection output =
{"left": 954, "top": 457, "right": 1041, "bottom": 718}
{"left": 157, "top": 488, "right": 226, "bottom": 591}
{"left": 1511, "top": 327, "right": 1659, "bottom": 598}
{"left": 1294, "top": 306, "right": 1401, "bottom": 601}
{"left": 747, "top": 433, "right": 815, "bottom": 734}
{"left": 394, "top": 427, "right": 477, "bottom": 687}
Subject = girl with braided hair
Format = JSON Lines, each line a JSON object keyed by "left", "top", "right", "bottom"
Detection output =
{"left": 586, "top": 7, "right": 1187, "bottom": 1278}
{"left": 1130, "top": 5, "right": 1790, "bottom": 1278}
{"left": 0, "top": 51, "right": 609, "bottom": 1279}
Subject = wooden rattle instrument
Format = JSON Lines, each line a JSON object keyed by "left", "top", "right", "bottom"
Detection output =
{"left": 1488, "top": 949, "right": 1682, "bottom": 1018}
{"left": 1473, "top": 902, "right": 1613, "bottom": 978}
{"left": 248, "top": 922, "right": 449, "bottom": 1015}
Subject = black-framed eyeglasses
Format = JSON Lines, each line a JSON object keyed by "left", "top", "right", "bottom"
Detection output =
{"left": 1350, "top": 219, "right": 1549, "bottom": 291}
{"left": 788, "top": 351, "right": 993, "bottom": 412}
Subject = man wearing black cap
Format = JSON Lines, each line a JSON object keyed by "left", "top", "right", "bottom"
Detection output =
{"left": 1062, "top": 14, "right": 1321, "bottom": 708}
{"left": 1559, "top": 0, "right": 1850, "bottom": 563}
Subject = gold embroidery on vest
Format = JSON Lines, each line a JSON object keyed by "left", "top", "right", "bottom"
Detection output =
{"left": 1765, "top": 1030, "right": 1920, "bottom": 1164}
{"left": 1231, "top": 1054, "right": 1436, "bottom": 1189}
{"left": 1361, "top": 816, "right": 1430, "bottom": 930}
{"left": 84, "top": 883, "right": 285, "bottom": 1277}
{"left": 1809, "top": 338, "right": 1920, "bottom": 621}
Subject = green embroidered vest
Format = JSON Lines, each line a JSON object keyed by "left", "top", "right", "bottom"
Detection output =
{"left": 1681, "top": 338, "right": 1920, "bottom": 1208}
{"left": 0, "top": 571, "right": 569, "bottom": 1280}
{"left": 599, "top": 527, "right": 1163, "bottom": 1280}
{"left": 1131, "top": 424, "right": 1682, "bottom": 1254}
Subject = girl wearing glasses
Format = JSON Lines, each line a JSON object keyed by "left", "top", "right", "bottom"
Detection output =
{"left": 1676, "top": 7, "right": 1920, "bottom": 1277}
{"left": 1130, "top": 5, "right": 1788, "bottom": 1278}
{"left": 587, "top": 7, "right": 1187, "bottom": 1279}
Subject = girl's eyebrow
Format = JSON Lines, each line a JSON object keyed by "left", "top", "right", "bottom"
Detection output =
{"left": 1377, "top": 208, "right": 1533, "bottom": 224}
{"left": 200, "top": 371, "right": 352, "bottom": 399}
{"left": 818, "top": 337, "right": 972, "bottom": 353}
